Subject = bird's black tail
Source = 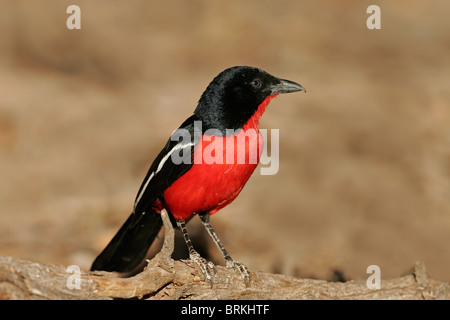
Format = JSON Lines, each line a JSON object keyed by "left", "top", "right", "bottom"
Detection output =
{"left": 90, "top": 209, "right": 163, "bottom": 275}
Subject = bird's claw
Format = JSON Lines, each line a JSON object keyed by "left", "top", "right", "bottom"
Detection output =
{"left": 189, "top": 251, "right": 216, "bottom": 287}
{"left": 226, "top": 259, "right": 251, "bottom": 286}
{"left": 187, "top": 252, "right": 250, "bottom": 287}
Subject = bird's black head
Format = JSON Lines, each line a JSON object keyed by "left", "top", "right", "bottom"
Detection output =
{"left": 195, "top": 66, "right": 305, "bottom": 133}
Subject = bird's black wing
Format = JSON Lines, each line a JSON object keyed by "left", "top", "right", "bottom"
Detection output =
{"left": 90, "top": 114, "right": 200, "bottom": 273}
{"left": 131, "top": 114, "right": 200, "bottom": 220}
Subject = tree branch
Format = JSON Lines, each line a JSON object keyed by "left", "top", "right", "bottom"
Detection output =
{"left": 0, "top": 254, "right": 448, "bottom": 300}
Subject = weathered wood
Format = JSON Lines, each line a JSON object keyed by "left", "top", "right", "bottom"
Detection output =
{"left": 0, "top": 255, "right": 448, "bottom": 300}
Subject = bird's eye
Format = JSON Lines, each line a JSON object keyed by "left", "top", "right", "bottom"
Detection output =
{"left": 251, "top": 79, "right": 262, "bottom": 88}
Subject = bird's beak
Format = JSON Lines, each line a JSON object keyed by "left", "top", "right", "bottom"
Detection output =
{"left": 270, "top": 78, "right": 306, "bottom": 95}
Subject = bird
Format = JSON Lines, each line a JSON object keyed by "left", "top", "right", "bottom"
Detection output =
{"left": 90, "top": 66, "right": 306, "bottom": 286}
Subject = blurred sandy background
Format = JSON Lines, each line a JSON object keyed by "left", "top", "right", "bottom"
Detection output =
{"left": 0, "top": 0, "right": 449, "bottom": 283}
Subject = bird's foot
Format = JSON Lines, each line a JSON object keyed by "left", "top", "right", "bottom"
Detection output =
{"left": 226, "top": 259, "right": 251, "bottom": 286}
{"left": 188, "top": 251, "right": 217, "bottom": 287}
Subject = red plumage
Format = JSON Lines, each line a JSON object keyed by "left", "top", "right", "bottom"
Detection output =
{"left": 163, "top": 94, "right": 277, "bottom": 221}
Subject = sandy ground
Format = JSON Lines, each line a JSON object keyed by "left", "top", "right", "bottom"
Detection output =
{"left": 0, "top": 1, "right": 449, "bottom": 283}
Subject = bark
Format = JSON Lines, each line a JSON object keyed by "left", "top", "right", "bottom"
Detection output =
{"left": 0, "top": 255, "right": 448, "bottom": 300}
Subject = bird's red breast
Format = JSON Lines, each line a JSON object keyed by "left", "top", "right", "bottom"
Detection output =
{"left": 163, "top": 95, "right": 277, "bottom": 221}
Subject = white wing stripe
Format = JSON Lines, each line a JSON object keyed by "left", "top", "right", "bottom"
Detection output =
{"left": 134, "top": 142, "right": 194, "bottom": 209}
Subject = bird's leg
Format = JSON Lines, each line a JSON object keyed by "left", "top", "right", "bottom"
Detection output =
{"left": 177, "top": 219, "right": 216, "bottom": 287}
{"left": 199, "top": 212, "right": 251, "bottom": 286}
